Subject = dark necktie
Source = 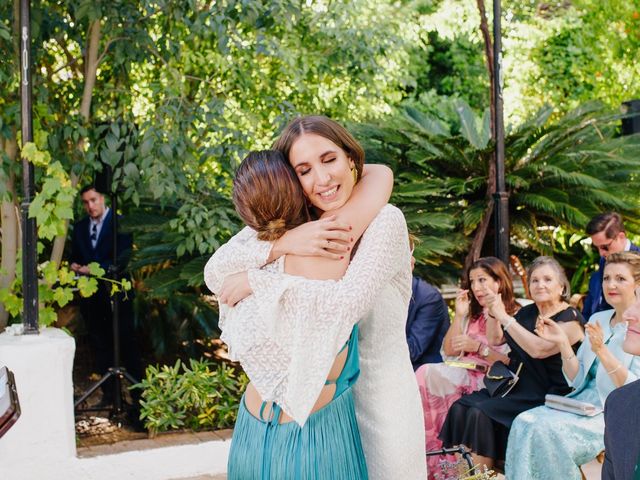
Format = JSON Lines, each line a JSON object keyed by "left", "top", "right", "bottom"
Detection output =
{"left": 90, "top": 223, "right": 98, "bottom": 248}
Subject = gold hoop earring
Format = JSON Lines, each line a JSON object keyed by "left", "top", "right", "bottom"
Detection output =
{"left": 351, "top": 167, "right": 358, "bottom": 184}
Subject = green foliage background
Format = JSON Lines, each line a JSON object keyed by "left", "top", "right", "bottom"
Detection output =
{"left": 135, "top": 359, "right": 248, "bottom": 435}
{"left": 1, "top": 0, "right": 639, "bottom": 361}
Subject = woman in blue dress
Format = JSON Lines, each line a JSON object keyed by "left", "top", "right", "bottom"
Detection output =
{"left": 208, "top": 118, "right": 426, "bottom": 479}
{"left": 506, "top": 251, "right": 640, "bottom": 480}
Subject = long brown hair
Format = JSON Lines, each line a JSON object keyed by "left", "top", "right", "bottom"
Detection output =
{"left": 232, "top": 150, "right": 309, "bottom": 241}
{"left": 272, "top": 115, "right": 365, "bottom": 181}
{"left": 468, "top": 256, "right": 520, "bottom": 318}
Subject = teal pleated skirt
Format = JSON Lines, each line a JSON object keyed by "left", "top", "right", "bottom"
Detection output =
{"left": 228, "top": 387, "right": 368, "bottom": 480}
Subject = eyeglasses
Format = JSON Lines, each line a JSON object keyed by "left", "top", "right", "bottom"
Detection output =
{"left": 593, "top": 238, "right": 615, "bottom": 252}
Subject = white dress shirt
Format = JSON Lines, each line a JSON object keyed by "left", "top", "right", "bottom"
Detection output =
{"left": 90, "top": 207, "right": 110, "bottom": 249}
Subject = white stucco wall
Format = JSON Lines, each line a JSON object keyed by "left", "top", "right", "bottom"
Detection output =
{"left": 0, "top": 328, "right": 229, "bottom": 480}
{"left": 0, "top": 327, "right": 77, "bottom": 463}
{"left": 1, "top": 439, "right": 230, "bottom": 480}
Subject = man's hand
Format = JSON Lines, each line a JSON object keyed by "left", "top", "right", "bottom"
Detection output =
{"left": 70, "top": 263, "right": 90, "bottom": 275}
{"left": 218, "top": 271, "right": 252, "bottom": 307}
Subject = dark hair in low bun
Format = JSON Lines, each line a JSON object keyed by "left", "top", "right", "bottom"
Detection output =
{"left": 263, "top": 218, "right": 288, "bottom": 241}
{"left": 233, "top": 150, "right": 309, "bottom": 241}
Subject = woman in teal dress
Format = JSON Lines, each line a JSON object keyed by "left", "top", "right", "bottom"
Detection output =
{"left": 207, "top": 149, "right": 390, "bottom": 480}
{"left": 506, "top": 252, "right": 640, "bottom": 480}
{"left": 229, "top": 323, "right": 366, "bottom": 479}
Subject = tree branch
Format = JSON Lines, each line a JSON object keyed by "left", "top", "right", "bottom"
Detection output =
{"left": 1, "top": 136, "right": 19, "bottom": 330}
{"left": 52, "top": 58, "right": 79, "bottom": 76}
{"left": 476, "top": 0, "right": 495, "bottom": 138}
{"left": 80, "top": 20, "right": 101, "bottom": 121}
{"left": 96, "top": 36, "right": 127, "bottom": 66}
{"left": 50, "top": 20, "right": 101, "bottom": 267}
{"left": 145, "top": 44, "right": 169, "bottom": 68}
{"left": 462, "top": 200, "right": 495, "bottom": 286}
{"left": 55, "top": 35, "right": 83, "bottom": 76}
{"left": 476, "top": 0, "right": 494, "bottom": 80}
{"left": 461, "top": 0, "right": 500, "bottom": 279}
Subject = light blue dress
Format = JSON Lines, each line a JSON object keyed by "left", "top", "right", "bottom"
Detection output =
{"left": 505, "top": 310, "right": 640, "bottom": 480}
{"left": 228, "top": 325, "right": 368, "bottom": 480}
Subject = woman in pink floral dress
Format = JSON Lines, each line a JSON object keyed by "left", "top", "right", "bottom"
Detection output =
{"left": 415, "top": 257, "right": 519, "bottom": 478}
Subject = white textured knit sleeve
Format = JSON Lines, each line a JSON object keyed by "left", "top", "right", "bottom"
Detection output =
{"left": 203, "top": 226, "right": 273, "bottom": 294}
{"left": 247, "top": 205, "right": 410, "bottom": 326}
{"left": 227, "top": 205, "right": 411, "bottom": 423}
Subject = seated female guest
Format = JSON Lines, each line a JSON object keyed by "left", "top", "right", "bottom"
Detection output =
{"left": 415, "top": 257, "right": 516, "bottom": 477}
{"left": 439, "top": 256, "right": 585, "bottom": 470}
{"left": 602, "top": 283, "right": 640, "bottom": 480}
{"left": 506, "top": 252, "right": 640, "bottom": 480}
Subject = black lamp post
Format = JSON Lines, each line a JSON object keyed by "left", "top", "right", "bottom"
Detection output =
{"left": 20, "top": 0, "right": 39, "bottom": 334}
{"left": 492, "top": 0, "right": 509, "bottom": 265}
{"left": 621, "top": 100, "right": 640, "bottom": 136}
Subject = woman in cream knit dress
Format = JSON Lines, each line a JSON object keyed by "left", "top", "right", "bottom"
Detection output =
{"left": 205, "top": 116, "right": 425, "bottom": 479}
{"left": 208, "top": 205, "right": 426, "bottom": 479}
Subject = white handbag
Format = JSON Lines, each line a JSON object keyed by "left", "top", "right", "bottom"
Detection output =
{"left": 544, "top": 393, "right": 602, "bottom": 417}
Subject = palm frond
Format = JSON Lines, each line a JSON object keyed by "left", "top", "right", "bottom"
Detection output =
{"left": 404, "top": 106, "right": 451, "bottom": 137}
{"left": 454, "top": 99, "right": 489, "bottom": 149}
{"left": 356, "top": 98, "right": 640, "bottom": 286}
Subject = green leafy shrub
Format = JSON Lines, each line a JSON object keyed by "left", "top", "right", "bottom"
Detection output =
{"left": 136, "top": 359, "right": 248, "bottom": 436}
{"left": 354, "top": 99, "right": 640, "bottom": 286}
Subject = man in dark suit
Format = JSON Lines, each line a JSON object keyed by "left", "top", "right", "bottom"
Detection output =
{"left": 602, "top": 290, "right": 640, "bottom": 480}
{"left": 582, "top": 212, "right": 640, "bottom": 321}
{"left": 603, "top": 379, "right": 640, "bottom": 480}
{"left": 406, "top": 245, "right": 449, "bottom": 370}
{"left": 70, "top": 185, "right": 141, "bottom": 407}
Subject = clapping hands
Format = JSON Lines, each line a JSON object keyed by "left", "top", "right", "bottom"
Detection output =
{"left": 585, "top": 322, "right": 605, "bottom": 354}
{"left": 534, "top": 316, "right": 568, "bottom": 345}
{"left": 484, "top": 292, "right": 507, "bottom": 320}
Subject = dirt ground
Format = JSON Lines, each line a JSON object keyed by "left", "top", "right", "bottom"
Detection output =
{"left": 70, "top": 308, "right": 149, "bottom": 447}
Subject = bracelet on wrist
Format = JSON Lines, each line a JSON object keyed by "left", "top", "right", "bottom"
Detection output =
{"left": 561, "top": 353, "right": 576, "bottom": 361}
{"left": 607, "top": 364, "right": 622, "bottom": 375}
{"left": 502, "top": 316, "right": 516, "bottom": 332}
